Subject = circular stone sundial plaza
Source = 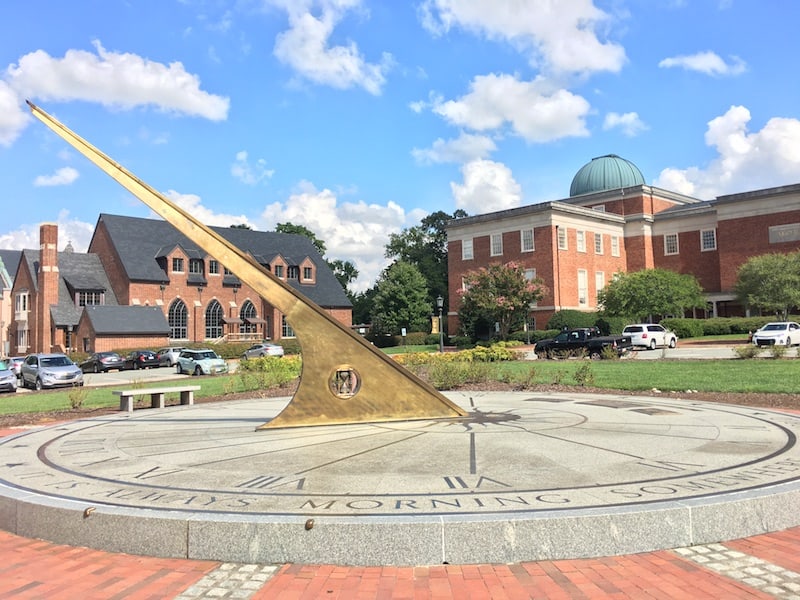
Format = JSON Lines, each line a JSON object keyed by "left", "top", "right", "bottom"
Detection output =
{"left": 2, "top": 391, "right": 800, "bottom": 566}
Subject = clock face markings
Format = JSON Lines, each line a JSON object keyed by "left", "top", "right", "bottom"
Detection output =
{"left": 1, "top": 394, "right": 800, "bottom": 517}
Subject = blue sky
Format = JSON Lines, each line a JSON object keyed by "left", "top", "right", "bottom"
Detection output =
{"left": 2, "top": 0, "right": 800, "bottom": 291}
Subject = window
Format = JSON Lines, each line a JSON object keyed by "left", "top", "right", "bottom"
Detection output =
{"left": 577, "top": 270, "right": 588, "bottom": 307}
{"left": 208, "top": 260, "right": 220, "bottom": 275}
{"left": 701, "top": 229, "right": 717, "bottom": 251}
{"left": 576, "top": 230, "right": 586, "bottom": 252}
{"left": 224, "top": 266, "right": 233, "bottom": 275}
{"left": 490, "top": 233, "right": 503, "bottom": 256}
{"left": 281, "top": 315, "right": 295, "bottom": 338}
{"left": 205, "top": 300, "right": 223, "bottom": 339}
{"left": 172, "top": 257, "right": 185, "bottom": 273}
{"left": 77, "top": 291, "right": 102, "bottom": 306}
{"left": 664, "top": 233, "right": 679, "bottom": 255}
{"left": 520, "top": 229, "right": 534, "bottom": 252}
{"left": 592, "top": 205, "right": 606, "bottom": 212}
{"left": 168, "top": 299, "right": 188, "bottom": 339}
{"left": 303, "top": 266, "right": 313, "bottom": 281}
{"left": 462, "top": 239, "right": 473, "bottom": 260}
{"left": 594, "top": 233, "right": 603, "bottom": 255}
{"left": 240, "top": 300, "right": 258, "bottom": 336}
{"left": 611, "top": 236, "right": 620, "bottom": 257}
{"left": 274, "top": 265, "right": 284, "bottom": 278}
{"left": 16, "top": 328, "right": 28, "bottom": 349}
{"left": 557, "top": 227, "right": 567, "bottom": 250}
{"left": 15, "top": 292, "right": 29, "bottom": 313}
{"left": 287, "top": 266, "right": 299, "bottom": 279}
{"left": 524, "top": 268, "right": 537, "bottom": 281}
{"left": 189, "top": 259, "right": 203, "bottom": 275}
{"left": 595, "top": 271, "right": 605, "bottom": 298}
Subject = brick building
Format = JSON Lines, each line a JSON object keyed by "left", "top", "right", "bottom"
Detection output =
{"left": 446, "top": 155, "right": 800, "bottom": 335}
{"left": 9, "top": 214, "right": 352, "bottom": 356}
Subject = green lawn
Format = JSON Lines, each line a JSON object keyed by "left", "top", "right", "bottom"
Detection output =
{"left": 2, "top": 357, "right": 798, "bottom": 417}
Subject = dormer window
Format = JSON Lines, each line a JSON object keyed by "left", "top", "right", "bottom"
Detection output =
{"left": 78, "top": 291, "right": 103, "bottom": 306}
{"left": 274, "top": 265, "right": 284, "bottom": 278}
{"left": 287, "top": 266, "right": 299, "bottom": 279}
{"left": 303, "top": 266, "right": 313, "bottom": 281}
{"left": 189, "top": 258, "right": 203, "bottom": 275}
{"left": 172, "top": 257, "right": 185, "bottom": 273}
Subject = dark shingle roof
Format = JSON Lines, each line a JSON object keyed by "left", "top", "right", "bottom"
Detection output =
{"left": 19, "top": 250, "right": 119, "bottom": 327}
{"left": 0, "top": 250, "right": 21, "bottom": 282}
{"left": 94, "top": 213, "right": 351, "bottom": 308}
{"left": 83, "top": 305, "right": 169, "bottom": 335}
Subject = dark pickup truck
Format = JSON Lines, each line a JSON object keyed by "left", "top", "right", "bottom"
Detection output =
{"left": 534, "top": 327, "right": 633, "bottom": 359}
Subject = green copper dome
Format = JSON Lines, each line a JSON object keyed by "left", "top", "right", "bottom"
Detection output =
{"left": 569, "top": 154, "right": 646, "bottom": 197}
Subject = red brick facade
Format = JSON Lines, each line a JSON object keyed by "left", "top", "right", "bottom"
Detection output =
{"left": 447, "top": 183, "right": 800, "bottom": 333}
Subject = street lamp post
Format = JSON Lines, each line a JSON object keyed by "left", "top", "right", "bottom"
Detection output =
{"left": 436, "top": 295, "right": 444, "bottom": 352}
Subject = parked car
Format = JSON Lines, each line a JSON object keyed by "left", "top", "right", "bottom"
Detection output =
{"left": 3, "top": 357, "right": 24, "bottom": 379}
{"left": 0, "top": 359, "right": 17, "bottom": 393}
{"left": 176, "top": 349, "right": 229, "bottom": 376}
{"left": 79, "top": 351, "right": 125, "bottom": 373}
{"left": 751, "top": 322, "right": 800, "bottom": 347}
{"left": 123, "top": 350, "right": 160, "bottom": 370}
{"left": 241, "top": 342, "right": 285, "bottom": 359}
{"left": 622, "top": 324, "right": 678, "bottom": 350}
{"left": 534, "top": 328, "right": 632, "bottom": 359}
{"left": 157, "top": 347, "right": 186, "bottom": 367}
{"left": 20, "top": 353, "right": 84, "bottom": 390}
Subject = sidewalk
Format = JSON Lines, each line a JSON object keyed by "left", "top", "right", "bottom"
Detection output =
{"left": 5, "top": 527, "right": 800, "bottom": 599}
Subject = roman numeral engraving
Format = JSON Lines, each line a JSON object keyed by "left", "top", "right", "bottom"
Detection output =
{"left": 443, "top": 476, "right": 510, "bottom": 489}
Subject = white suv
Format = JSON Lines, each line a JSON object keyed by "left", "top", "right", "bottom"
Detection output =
{"left": 622, "top": 324, "right": 678, "bottom": 350}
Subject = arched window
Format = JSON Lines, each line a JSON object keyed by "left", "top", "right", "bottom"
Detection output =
{"left": 168, "top": 299, "right": 188, "bottom": 340}
{"left": 240, "top": 300, "right": 258, "bottom": 336}
{"left": 205, "top": 300, "right": 223, "bottom": 340}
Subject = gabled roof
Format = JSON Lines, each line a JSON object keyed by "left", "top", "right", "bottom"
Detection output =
{"left": 94, "top": 213, "right": 351, "bottom": 307}
{"left": 82, "top": 305, "right": 170, "bottom": 335}
{"left": 0, "top": 250, "right": 21, "bottom": 286}
{"left": 18, "top": 250, "right": 119, "bottom": 327}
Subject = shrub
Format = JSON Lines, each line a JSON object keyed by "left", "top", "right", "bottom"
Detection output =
{"left": 769, "top": 344, "right": 788, "bottom": 359}
{"left": 68, "top": 384, "right": 89, "bottom": 409}
{"left": 237, "top": 355, "right": 301, "bottom": 391}
{"left": 547, "top": 310, "right": 598, "bottom": 330}
{"left": 573, "top": 362, "right": 595, "bottom": 386}
{"left": 660, "top": 318, "right": 704, "bottom": 339}
{"left": 595, "top": 316, "right": 631, "bottom": 335}
{"left": 732, "top": 345, "right": 761, "bottom": 359}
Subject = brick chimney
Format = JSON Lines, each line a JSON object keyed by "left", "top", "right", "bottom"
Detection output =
{"left": 36, "top": 223, "right": 59, "bottom": 352}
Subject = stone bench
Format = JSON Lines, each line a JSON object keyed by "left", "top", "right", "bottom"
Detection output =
{"left": 113, "top": 385, "right": 201, "bottom": 413}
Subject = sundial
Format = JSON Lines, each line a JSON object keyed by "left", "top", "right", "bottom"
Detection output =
{"left": 13, "top": 104, "right": 800, "bottom": 565}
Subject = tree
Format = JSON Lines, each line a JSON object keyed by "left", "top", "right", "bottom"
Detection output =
{"left": 371, "top": 261, "right": 431, "bottom": 335}
{"left": 735, "top": 251, "right": 800, "bottom": 320}
{"left": 597, "top": 268, "right": 706, "bottom": 321}
{"left": 275, "top": 222, "right": 326, "bottom": 256}
{"left": 457, "top": 262, "right": 546, "bottom": 340}
{"left": 385, "top": 209, "right": 468, "bottom": 305}
{"left": 328, "top": 259, "right": 360, "bottom": 298}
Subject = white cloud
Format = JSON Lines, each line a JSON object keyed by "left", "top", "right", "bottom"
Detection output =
{"left": 5, "top": 40, "right": 229, "bottom": 120}
{"left": 231, "top": 150, "right": 275, "bottom": 185}
{"left": 418, "top": 0, "right": 626, "bottom": 75}
{"left": 655, "top": 105, "right": 800, "bottom": 198}
{"left": 450, "top": 159, "right": 521, "bottom": 214}
{"left": 603, "top": 111, "right": 648, "bottom": 137}
{"left": 163, "top": 190, "right": 254, "bottom": 228}
{"left": 0, "top": 80, "right": 29, "bottom": 146}
{"left": 433, "top": 73, "right": 591, "bottom": 142}
{"left": 0, "top": 209, "right": 94, "bottom": 252}
{"left": 412, "top": 132, "right": 496, "bottom": 164}
{"left": 270, "top": 0, "right": 392, "bottom": 95}
{"left": 33, "top": 166, "right": 79, "bottom": 187}
{"left": 658, "top": 51, "right": 747, "bottom": 76}
{"left": 260, "top": 181, "right": 414, "bottom": 291}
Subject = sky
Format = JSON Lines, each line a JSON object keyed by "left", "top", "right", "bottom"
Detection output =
{"left": 2, "top": 1, "right": 800, "bottom": 292}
